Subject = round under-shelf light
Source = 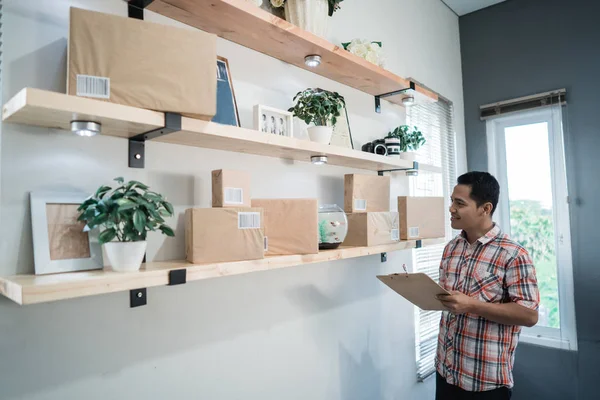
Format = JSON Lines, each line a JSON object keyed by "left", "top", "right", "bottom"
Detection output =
{"left": 304, "top": 55, "right": 322, "bottom": 68}
{"left": 71, "top": 121, "right": 101, "bottom": 137}
{"left": 311, "top": 155, "right": 328, "bottom": 165}
{"left": 405, "top": 169, "right": 419, "bottom": 177}
{"left": 402, "top": 96, "right": 416, "bottom": 107}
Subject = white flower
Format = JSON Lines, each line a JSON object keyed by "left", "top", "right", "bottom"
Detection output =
{"left": 270, "top": 0, "right": 285, "bottom": 7}
{"left": 346, "top": 38, "right": 385, "bottom": 67}
{"left": 253, "top": 0, "right": 263, "bottom": 6}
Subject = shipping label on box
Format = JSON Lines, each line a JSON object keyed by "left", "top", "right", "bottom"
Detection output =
{"left": 212, "top": 170, "right": 251, "bottom": 208}
{"left": 397, "top": 197, "right": 445, "bottom": 240}
{"left": 344, "top": 174, "right": 390, "bottom": 213}
{"left": 342, "top": 212, "right": 399, "bottom": 247}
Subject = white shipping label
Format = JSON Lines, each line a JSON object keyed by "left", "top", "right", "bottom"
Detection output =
{"left": 238, "top": 212, "right": 261, "bottom": 229}
{"left": 76, "top": 74, "right": 110, "bottom": 99}
{"left": 391, "top": 229, "right": 400, "bottom": 241}
{"left": 354, "top": 199, "right": 367, "bottom": 211}
{"left": 408, "top": 227, "right": 420, "bottom": 238}
{"left": 224, "top": 187, "right": 244, "bottom": 205}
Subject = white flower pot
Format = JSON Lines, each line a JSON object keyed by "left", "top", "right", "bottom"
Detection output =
{"left": 308, "top": 126, "right": 333, "bottom": 145}
{"left": 103, "top": 241, "right": 147, "bottom": 272}
{"left": 400, "top": 151, "right": 417, "bottom": 162}
{"left": 284, "top": 0, "right": 329, "bottom": 38}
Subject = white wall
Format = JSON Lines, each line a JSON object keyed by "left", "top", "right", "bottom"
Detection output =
{"left": 0, "top": 1, "right": 465, "bottom": 399}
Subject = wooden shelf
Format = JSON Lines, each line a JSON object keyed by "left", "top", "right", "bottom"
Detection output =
{"left": 0, "top": 238, "right": 444, "bottom": 305}
{"left": 145, "top": 0, "right": 438, "bottom": 107}
{"left": 2, "top": 88, "right": 442, "bottom": 173}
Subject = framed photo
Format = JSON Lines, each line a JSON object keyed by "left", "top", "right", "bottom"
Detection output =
{"left": 212, "top": 56, "right": 240, "bottom": 127}
{"left": 330, "top": 105, "right": 354, "bottom": 149}
{"left": 31, "top": 191, "right": 103, "bottom": 275}
{"left": 253, "top": 105, "right": 294, "bottom": 137}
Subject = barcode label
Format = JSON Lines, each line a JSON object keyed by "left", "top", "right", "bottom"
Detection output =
{"left": 224, "top": 187, "right": 243, "bottom": 205}
{"left": 391, "top": 229, "right": 399, "bottom": 241}
{"left": 264, "top": 236, "right": 269, "bottom": 252}
{"left": 238, "top": 212, "right": 261, "bottom": 229}
{"left": 76, "top": 74, "right": 110, "bottom": 99}
{"left": 354, "top": 199, "right": 367, "bottom": 211}
{"left": 408, "top": 227, "right": 420, "bottom": 238}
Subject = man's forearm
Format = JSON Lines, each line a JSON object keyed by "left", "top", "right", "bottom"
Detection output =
{"left": 469, "top": 300, "right": 538, "bottom": 327}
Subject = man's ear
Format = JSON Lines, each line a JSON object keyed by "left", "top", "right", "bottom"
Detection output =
{"left": 482, "top": 202, "right": 493, "bottom": 216}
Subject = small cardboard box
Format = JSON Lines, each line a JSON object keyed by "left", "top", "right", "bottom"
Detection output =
{"left": 342, "top": 212, "right": 400, "bottom": 247}
{"left": 185, "top": 208, "right": 265, "bottom": 264}
{"left": 68, "top": 7, "right": 217, "bottom": 119}
{"left": 397, "top": 197, "right": 445, "bottom": 240}
{"left": 251, "top": 199, "right": 318, "bottom": 256}
{"left": 344, "top": 174, "right": 390, "bottom": 213}
{"left": 212, "top": 170, "right": 251, "bottom": 208}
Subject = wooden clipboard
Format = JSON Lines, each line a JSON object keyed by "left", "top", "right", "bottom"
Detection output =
{"left": 377, "top": 272, "right": 449, "bottom": 311}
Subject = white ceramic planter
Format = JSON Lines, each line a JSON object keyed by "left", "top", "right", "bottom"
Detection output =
{"left": 400, "top": 151, "right": 417, "bottom": 162}
{"left": 103, "top": 241, "right": 147, "bottom": 272}
{"left": 308, "top": 126, "right": 333, "bottom": 145}
{"left": 284, "top": 0, "right": 329, "bottom": 38}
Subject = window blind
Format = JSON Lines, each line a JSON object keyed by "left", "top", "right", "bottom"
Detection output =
{"left": 407, "top": 97, "right": 457, "bottom": 381}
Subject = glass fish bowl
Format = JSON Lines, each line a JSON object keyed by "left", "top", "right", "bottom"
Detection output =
{"left": 318, "top": 204, "right": 348, "bottom": 250}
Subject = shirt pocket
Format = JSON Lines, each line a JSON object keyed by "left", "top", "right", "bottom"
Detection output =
{"left": 470, "top": 265, "right": 503, "bottom": 302}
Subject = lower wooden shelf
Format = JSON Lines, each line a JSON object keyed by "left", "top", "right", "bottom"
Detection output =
{"left": 0, "top": 238, "right": 445, "bottom": 306}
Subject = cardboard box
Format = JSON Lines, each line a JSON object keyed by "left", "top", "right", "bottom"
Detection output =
{"left": 68, "top": 7, "right": 217, "bottom": 119}
{"left": 185, "top": 208, "right": 265, "bottom": 264}
{"left": 342, "top": 212, "right": 399, "bottom": 247}
{"left": 397, "top": 197, "right": 445, "bottom": 240}
{"left": 344, "top": 174, "right": 390, "bottom": 213}
{"left": 212, "top": 170, "right": 251, "bottom": 208}
{"left": 251, "top": 199, "right": 318, "bottom": 255}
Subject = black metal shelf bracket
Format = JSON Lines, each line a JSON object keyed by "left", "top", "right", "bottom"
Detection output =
{"left": 416, "top": 240, "right": 422, "bottom": 249}
{"left": 168, "top": 269, "right": 187, "bottom": 286}
{"left": 374, "top": 81, "right": 416, "bottom": 113}
{"left": 377, "top": 161, "right": 419, "bottom": 176}
{"left": 127, "top": 0, "right": 155, "bottom": 20}
{"left": 129, "top": 112, "right": 182, "bottom": 168}
{"left": 130, "top": 288, "right": 147, "bottom": 308}
{"left": 381, "top": 253, "right": 388, "bottom": 263}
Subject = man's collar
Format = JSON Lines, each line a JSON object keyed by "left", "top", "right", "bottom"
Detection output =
{"left": 459, "top": 223, "right": 501, "bottom": 245}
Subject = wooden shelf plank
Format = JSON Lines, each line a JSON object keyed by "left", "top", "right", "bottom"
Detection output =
{"left": 2, "top": 88, "right": 442, "bottom": 173}
{"left": 147, "top": 0, "right": 438, "bottom": 106}
{"left": 0, "top": 238, "right": 445, "bottom": 305}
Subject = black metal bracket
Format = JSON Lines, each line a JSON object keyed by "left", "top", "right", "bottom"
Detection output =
{"left": 381, "top": 253, "right": 387, "bottom": 263}
{"left": 130, "top": 288, "right": 147, "bottom": 308}
{"left": 127, "top": 0, "right": 155, "bottom": 20}
{"left": 129, "top": 112, "right": 182, "bottom": 168}
{"left": 375, "top": 81, "right": 416, "bottom": 113}
{"left": 416, "top": 240, "right": 422, "bottom": 249}
{"left": 378, "top": 161, "right": 419, "bottom": 176}
{"left": 169, "top": 269, "right": 187, "bottom": 286}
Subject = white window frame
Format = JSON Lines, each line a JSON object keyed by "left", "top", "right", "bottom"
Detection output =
{"left": 486, "top": 107, "right": 577, "bottom": 351}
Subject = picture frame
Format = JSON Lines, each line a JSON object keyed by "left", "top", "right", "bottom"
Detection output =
{"left": 212, "top": 56, "right": 241, "bottom": 127}
{"left": 31, "top": 191, "right": 103, "bottom": 275}
{"left": 330, "top": 105, "right": 354, "bottom": 149}
{"left": 253, "top": 105, "right": 294, "bottom": 138}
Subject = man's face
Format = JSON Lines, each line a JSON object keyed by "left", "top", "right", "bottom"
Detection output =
{"left": 449, "top": 184, "right": 488, "bottom": 231}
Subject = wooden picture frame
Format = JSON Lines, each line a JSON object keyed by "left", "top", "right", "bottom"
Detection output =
{"left": 213, "top": 56, "right": 241, "bottom": 127}
{"left": 253, "top": 105, "right": 294, "bottom": 137}
{"left": 31, "top": 191, "right": 103, "bottom": 275}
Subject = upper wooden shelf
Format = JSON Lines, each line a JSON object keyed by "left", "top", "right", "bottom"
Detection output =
{"left": 145, "top": 0, "right": 438, "bottom": 107}
{"left": 0, "top": 238, "right": 444, "bottom": 305}
{"left": 2, "top": 88, "right": 442, "bottom": 173}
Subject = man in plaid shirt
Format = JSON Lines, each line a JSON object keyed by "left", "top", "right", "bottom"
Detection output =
{"left": 435, "top": 172, "right": 540, "bottom": 400}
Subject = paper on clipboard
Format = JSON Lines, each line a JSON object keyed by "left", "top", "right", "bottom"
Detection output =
{"left": 377, "top": 272, "right": 449, "bottom": 311}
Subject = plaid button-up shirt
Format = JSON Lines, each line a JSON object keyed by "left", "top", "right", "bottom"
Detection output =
{"left": 435, "top": 224, "right": 540, "bottom": 391}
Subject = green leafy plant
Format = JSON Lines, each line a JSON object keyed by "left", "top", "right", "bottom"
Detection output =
{"left": 289, "top": 88, "right": 346, "bottom": 127}
{"left": 318, "top": 219, "right": 328, "bottom": 243}
{"left": 270, "top": 0, "right": 344, "bottom": 16}
{"left": 77, "top": 177, "right": 175, "bottom": 245}
{"left": 386, "top": 125, "right": 426, "bottom": 152}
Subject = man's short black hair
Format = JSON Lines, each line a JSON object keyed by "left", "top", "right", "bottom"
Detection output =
{"left": 457, "top": 171, "right": 500, "bottom": 215}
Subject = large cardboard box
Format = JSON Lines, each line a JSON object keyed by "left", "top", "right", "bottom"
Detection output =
{"left": 251, "top": 199, "right": 318, "bottom": 256}
{"left": 185, "top": 208, "right": 265, "bottom": 264}
{"left": 342, "top": 212, "right": 399, "bottom": 247}
{"left": 212, "top": 170, "right": 251, "bottom": 208}
{"left": 68, "top": 7, "right": 217, "bottom": 119}
{"left": 397, "top": 197, "right": 445, "bottom": 240}
{"left": 344, "top": 174, "right": 390, "bottom": 213}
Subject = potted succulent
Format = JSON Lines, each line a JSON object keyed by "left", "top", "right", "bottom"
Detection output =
{"left": 289, "top": 88, "right": 346, "bottom": 145}
{"left": 270, "top": 0, "right": 343, "bottom": 37}
{"left": 386, "top": 125, "right": 426, "bottom": 161}
{"left": 77, "top": 177, "right": 175, "bottom": 272}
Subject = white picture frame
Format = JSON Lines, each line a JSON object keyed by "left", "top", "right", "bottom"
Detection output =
{"left": 253, "top": 105, "right": 294, "bottom": 138}
{"left": 31, "top": 191, "right": 103, "bottom": 275}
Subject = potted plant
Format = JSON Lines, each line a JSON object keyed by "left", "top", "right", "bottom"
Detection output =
{"left": 77, "top": 177, "right": 175, "bottom": 272}
{"left": 385, "top": 125, "right": 426, "bottom": 161}
{"left": 289, "top": 88, "right": 345, "bottom": 145}
{"left": 270, "top": 0, "right": 343, "bottom": 37}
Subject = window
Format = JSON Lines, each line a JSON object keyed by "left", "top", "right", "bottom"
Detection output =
{"left": 486, "top": 104, "right": 577, "bottom": 351}
{"left": 407, "top": 97, "right": 457, "bottom": 381}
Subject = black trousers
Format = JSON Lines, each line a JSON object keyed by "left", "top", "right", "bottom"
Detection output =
{"left": 436, "top": 373, "right": 512, "bottom": 400}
